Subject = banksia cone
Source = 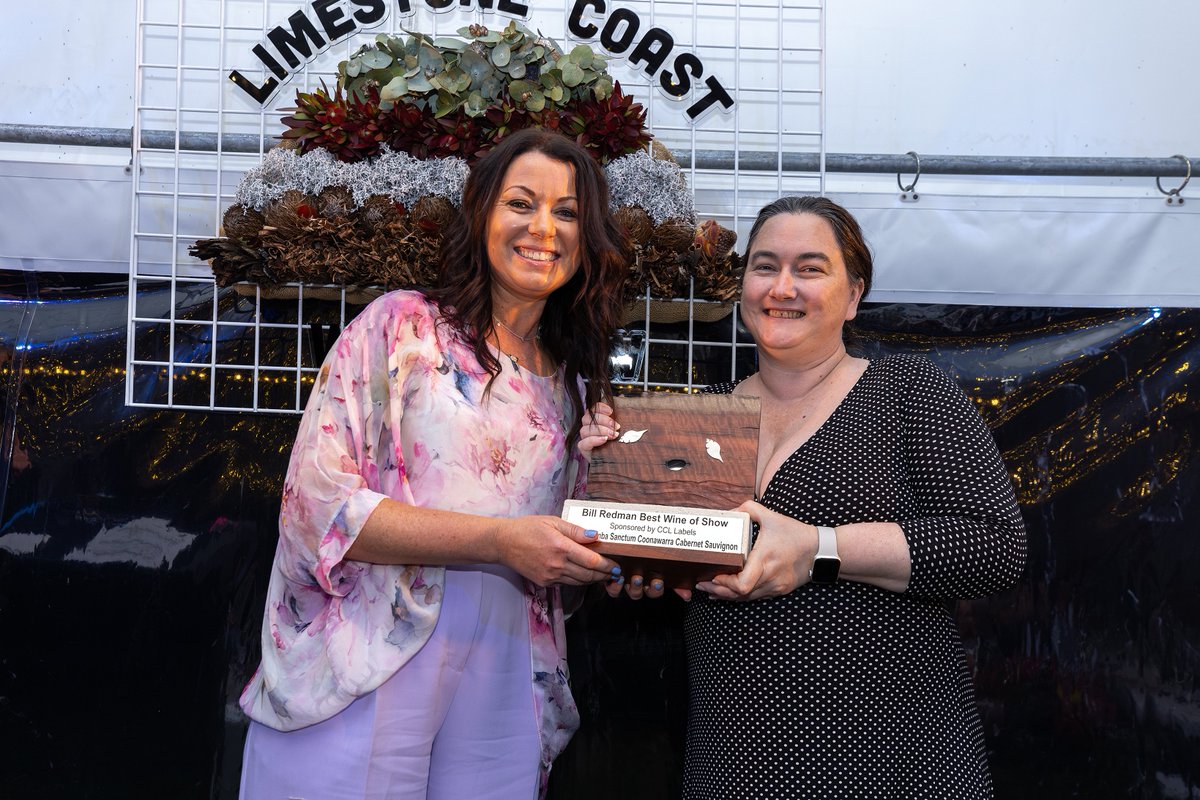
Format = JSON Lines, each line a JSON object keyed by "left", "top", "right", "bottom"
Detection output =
{"left": 316, "top": 186, "right": 354, "bottom": 218}
{"left": 410, "top": 196, "right": 456, "bottom": 234}
{"left": 221, "top": 205, "right": 264, "bottom": 240}
{"left": 614, "top": 206, "right": 654, "bottom": 245}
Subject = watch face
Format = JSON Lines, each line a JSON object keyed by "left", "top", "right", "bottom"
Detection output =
{"left": 810, "top": 556, "right": 841, "bottom": 584}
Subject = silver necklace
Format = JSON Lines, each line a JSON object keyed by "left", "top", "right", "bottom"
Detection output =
{"left": 493, "top": 316, "right": 540, "bottom": 343}
{"left": 493, "top": 316, "right": 540, "bottom": 369}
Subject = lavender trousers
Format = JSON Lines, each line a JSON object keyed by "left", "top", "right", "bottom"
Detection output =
{"left": 239, "top": 563, "right": 542, "bottom": 800}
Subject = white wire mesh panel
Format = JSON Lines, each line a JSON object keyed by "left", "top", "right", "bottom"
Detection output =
{"left": 127, "top": 0, "right": 824, "bottom": 412}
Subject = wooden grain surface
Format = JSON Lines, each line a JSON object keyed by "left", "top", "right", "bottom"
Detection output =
{"left": 593, "top": 542, "right": 745, "bottom": 586}
{"left": 586, "top": 392, "right": 760, "bottom": 511}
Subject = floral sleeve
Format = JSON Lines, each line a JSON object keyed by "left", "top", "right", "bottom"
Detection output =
{"left": 242, "top": 292, "right": 444, "bottom": 730}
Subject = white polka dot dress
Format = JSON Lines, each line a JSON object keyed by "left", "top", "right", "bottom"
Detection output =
{"left": 685, "top": 355, "right": 1027, "bottom": 799}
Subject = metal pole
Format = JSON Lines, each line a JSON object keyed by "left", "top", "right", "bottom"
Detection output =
{"left": 0, "top": 122, "right": 1194, "bottom": 179}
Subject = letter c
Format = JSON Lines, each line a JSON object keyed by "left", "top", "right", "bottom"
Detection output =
{"left": 568, "top": 0, "right": 604, "bottom": 39}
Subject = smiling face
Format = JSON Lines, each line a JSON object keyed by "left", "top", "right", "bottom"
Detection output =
{"left": 740, "top": 212, "right": 865, "bottom": 358}
{"left": 485, "top": 151, "right": 582, "bottom": 312}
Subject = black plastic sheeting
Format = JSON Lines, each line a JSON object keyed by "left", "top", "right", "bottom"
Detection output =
{"left": 1, "top": 271, "right": 1197, "bottom": 799}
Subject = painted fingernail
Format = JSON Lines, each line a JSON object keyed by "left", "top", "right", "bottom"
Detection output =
{"left": 611, "top": 566, "right": 622, "bottom": 577}
{"left": 584, "top": 529, "right": 597, "bottom": 538}
{"left": 631, "top": 576, "right": 643, "bottom": 588}
{"left": 650, "top": 579, "right": 664, "bottom": 592}
{"left": 610, "top": 575, "right": 624, "bottom": 585}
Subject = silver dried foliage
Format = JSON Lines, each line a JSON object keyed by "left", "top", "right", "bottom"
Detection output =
{"left": 371, "top": 148, "right": 469, "bottom": 209}
{"left": 233, "top": 146, "right": 469, "bottom": 211}
{"left": 605, "top": 150, "right": 695, "bottom": 225}
{"left": 234, "top": 148, "right": 300, "bottom": 209}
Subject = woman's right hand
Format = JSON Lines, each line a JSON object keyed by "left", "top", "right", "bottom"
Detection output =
{"left": 496, "top": 515, "right": 621, "bottom": 587}
{"left": 577, "top": 401, "right": 620, "bottom": 455}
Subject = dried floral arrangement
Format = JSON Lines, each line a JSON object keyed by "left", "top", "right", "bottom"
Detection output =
{"left": 191, "top": 21, "right": 740, "bottom": 303}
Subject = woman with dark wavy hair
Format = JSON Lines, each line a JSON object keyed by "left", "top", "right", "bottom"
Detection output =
{"left": 239, "top": 128, "right": 630, "bottom": 800}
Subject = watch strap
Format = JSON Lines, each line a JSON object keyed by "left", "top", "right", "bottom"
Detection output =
{"left": 809, "top": 525, "right": 841, "bottom": 584}
{"left": 814, "top": 525, "right": 838, "bottom": 559}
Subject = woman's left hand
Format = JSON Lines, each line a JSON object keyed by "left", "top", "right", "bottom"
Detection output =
{"left": 695, "top": 500, "right": 816, "bottom": 601}
{"left": 577, "top": 401, "right": 620, "bottom": 455}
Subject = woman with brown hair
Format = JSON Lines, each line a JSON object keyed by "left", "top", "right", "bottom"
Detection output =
{"left": 239, "top": 128, "right": 631, "bottom": 800}
{"left": 585, "top": 195, "right": 1027, "bottom": 797}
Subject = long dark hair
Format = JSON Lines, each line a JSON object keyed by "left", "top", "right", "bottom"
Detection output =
{"left": 428, "top": 128, "right": 631, "bottom": 443}
{"left": 743, "top": 196, "right": 873, "bottom": 301}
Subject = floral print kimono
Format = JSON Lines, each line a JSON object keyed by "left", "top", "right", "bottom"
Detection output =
{"left": 240, "top": 290, "right": 584, "bottom": 792}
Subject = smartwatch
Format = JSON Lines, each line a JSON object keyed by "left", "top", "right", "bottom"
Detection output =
{"left": 809, "top": 525, "right": 841, "bottom": 584}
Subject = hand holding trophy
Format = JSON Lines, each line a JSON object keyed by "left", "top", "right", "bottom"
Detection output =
{"left": 567, "top": 392, "right": 760, "bottom": 594}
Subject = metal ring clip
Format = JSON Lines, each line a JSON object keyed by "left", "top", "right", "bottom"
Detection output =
{"left": 897, "top": 151, "right": 921, "bottom": 200}
{"left": 1156, "top": 154, "right": 1191, "bottom": 205}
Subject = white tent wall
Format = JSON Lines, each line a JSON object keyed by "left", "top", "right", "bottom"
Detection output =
{"left": 1, "top": 0, "right": 1198, "bottom": 305}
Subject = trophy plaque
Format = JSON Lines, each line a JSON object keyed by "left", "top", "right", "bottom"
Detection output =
{"left": 563, "top": 392, "right": 760, "bottom": 585}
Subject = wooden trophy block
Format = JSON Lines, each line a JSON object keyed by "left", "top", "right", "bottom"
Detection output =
{"left": 588, "top": 392, "right": 760, "bottom": 509}
{"left": 571, "top": 392, "right": 761, "bottom": 585}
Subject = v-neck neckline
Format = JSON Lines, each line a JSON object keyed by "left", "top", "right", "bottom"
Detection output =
{"left": 753, "top": 358, "right": 876, "bottom": 502}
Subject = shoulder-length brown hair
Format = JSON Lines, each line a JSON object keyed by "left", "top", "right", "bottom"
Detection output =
{"left": 428, "top": 128, "right": 631, "bottom": 443}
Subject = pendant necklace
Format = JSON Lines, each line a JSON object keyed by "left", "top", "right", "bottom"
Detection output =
{"left": 493, "top": 316, "right": 539, "bottom": 343}
{"left": 493, "top": 316, "right": 539, "bottom": 368}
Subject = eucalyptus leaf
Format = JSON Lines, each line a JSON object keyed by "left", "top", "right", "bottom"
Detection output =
{"left": 593, "top": 76, "right": 614, "bottom": 100}
{"left": 560, "top": 61, "right": 584, "bottom": 88}
{"left": 570, "top": 45, "right": 594, "bottom": 68}
{"left": 345, "top": 60, "right": 362, "bottom": 78}
{"left": 366, "top": 68, "right": 398, "bottom": 86}
{"left": 434, "top": 36, "right": 467, "bottom": 51}
{"left": 507, "top": 61, "right": 527, "bottom": 79}
{"left": 481, "top": 76, "right": 504, "bottom": 101}
{"left": 460, "top": 50, "right": 491, "bottom": 88}
{"left": 508, "top": 79, "right": 535, "bottom": 100}
{"left": 465, "top": 92, "right": 488, "bottom": 116}
{"left": 380, "top": 75, "right": 409, "bottom": 101}
{"left": 360, "top": 49, "right": 393, "bottom": 69}
{"left": 547, "top": 85, "right": 564, "bottom": 103}
{"left": 433, "top": 92, "right": 457, "bottom": 118}
{"left": 492, "top": 42, "right": 511, "bottom": 67}
{"left": 407, "top": 72, "right": 433, "bottom": 93}
{"left": 479, "top": 31, "right": 502, "bottom": 44}
{"left": 418, "top": 44, "right": 443, "bottom": 73}
{"left": 347, "top": 76, "right": 370, "bottom": 102}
